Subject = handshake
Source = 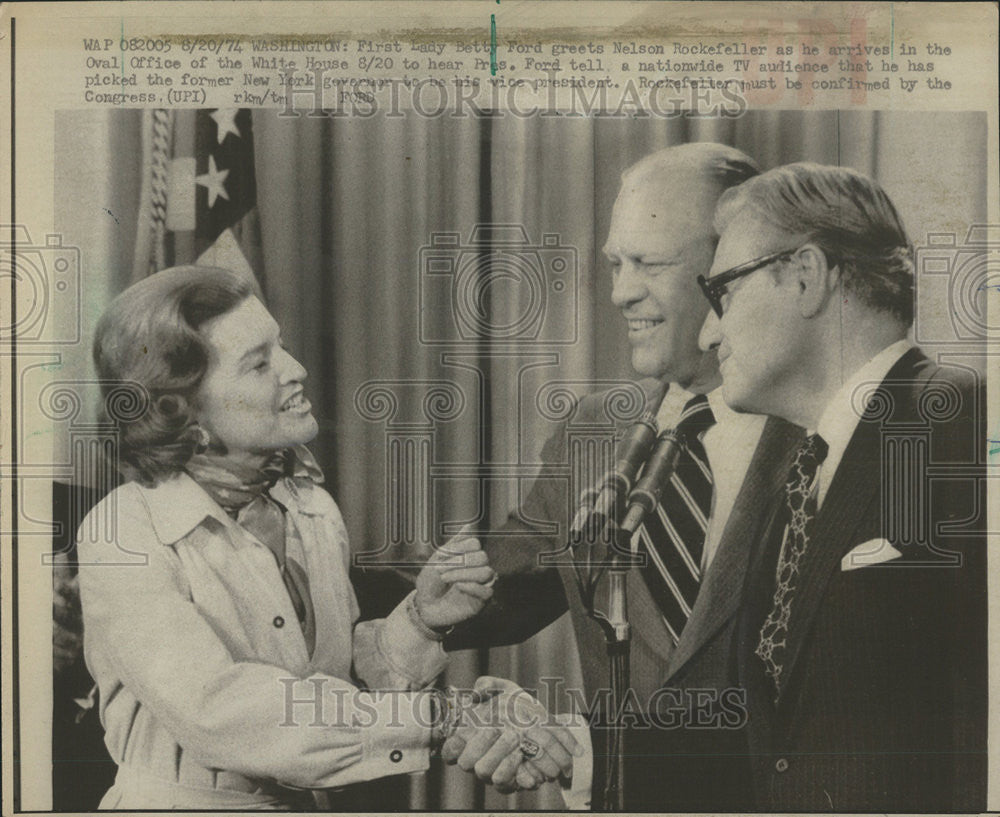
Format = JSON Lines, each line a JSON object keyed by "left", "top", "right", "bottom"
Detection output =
{"left": 431, "top": 676, "right": 585, "bottom": 794}
{"left": 412, "top": 534, "right": 585, "bottom": 795}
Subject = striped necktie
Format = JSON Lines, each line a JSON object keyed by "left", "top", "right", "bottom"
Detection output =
{"left": 633, "top": 394, "right": 716, "bottom": 644}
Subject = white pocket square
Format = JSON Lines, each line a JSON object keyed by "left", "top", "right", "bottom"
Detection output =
{"left": 841, "top": 539, "right": 903, "bottom": 571}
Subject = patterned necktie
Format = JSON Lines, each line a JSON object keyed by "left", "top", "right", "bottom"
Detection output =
{"left": 755, "top": 433, "right": 828, "bottom": 700}
{"left": 634, "top": 394, "right": 716, "bottom": 644}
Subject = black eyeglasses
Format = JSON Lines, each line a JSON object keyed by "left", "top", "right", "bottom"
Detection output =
{"left": 697, "top": 248, "right": 799, "bottom": 317}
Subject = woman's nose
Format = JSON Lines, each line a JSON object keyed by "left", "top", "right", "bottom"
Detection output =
{"left": 277, "top": 347, "right": 308, "bottom": 382}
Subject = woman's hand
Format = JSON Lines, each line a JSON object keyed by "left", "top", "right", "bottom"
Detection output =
{"left": 414, "top": 533, "right": 496, "bottom": 630}
{"left": 440, "top": 676, "right": 585, "bottom": 793}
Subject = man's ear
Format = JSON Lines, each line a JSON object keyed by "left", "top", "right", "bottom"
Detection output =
{"left": 793, "top": 243, "right": 837, "bottom": 318}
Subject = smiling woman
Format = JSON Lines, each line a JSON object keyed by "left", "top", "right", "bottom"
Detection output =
{"left": 194, "top": 296, "right": 319, "bottom": 465}
{"left": 73, "top": 266, "right": 580, "bottom": 810}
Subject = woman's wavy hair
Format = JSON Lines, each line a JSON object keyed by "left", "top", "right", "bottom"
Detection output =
{"left": 93, "top": 265, "right": 254, "bottom": 484}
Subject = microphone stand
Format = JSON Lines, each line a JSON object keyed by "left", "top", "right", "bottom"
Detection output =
{"left": 602, "top": 529, "right": 632, "bottom": 812}
{"left": 565, "top": 518, "right": 636, "bottom": 811}
{"left": 567, "top": 427, "right": 684, "bottom": 811}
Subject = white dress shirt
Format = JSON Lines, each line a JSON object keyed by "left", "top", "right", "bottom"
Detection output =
{"left": 813, "top": 339, "right": 913, "bottom": 508}
{"left": 77, "top": 472, "right": 447, "bottom": 809}
{"left": 656, "top": 385, "right": 767, "bottom": 570}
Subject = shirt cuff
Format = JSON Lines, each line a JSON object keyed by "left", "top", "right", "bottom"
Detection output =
{"left": 557, "top": 713, "right": 593, "bottom": 811}
{"left": 378, "top": 592, "right": 449, "bottom": 687}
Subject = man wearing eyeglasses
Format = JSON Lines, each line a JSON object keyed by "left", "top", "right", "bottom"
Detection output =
{"left": 443, "top": 144, "right": 804, "bottom": 807}
{"left": 697, "top": 162, "right": 987, "bottom": 811}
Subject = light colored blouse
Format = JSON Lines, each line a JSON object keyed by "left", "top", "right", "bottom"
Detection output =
{"left": 77, "top": 471, "right": 447, "bottom": 809}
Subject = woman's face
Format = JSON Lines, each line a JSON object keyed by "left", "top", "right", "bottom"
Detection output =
{"left": 194, "top": 297, "right": 318, "bottom": 459}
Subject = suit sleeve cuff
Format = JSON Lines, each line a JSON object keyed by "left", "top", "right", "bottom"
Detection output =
{"left": 556, "top": 713, "right": 593, "bottom": 810}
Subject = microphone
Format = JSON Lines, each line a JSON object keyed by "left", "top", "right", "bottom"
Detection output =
{"left": 569, "top": 411, "right": 659, "bottom": 544}
{"left": 619, "top": 429, "right": 684, "bottom": 536}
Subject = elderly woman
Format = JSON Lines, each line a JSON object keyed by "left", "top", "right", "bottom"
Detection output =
{"left": 78, "top": 266, "right": 579, "bottom": 809}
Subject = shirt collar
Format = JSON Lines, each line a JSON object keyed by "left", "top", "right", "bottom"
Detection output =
{"left": 657, "top": 382, "right": 757, "bottom": 435}
{"left": 655, "top": 382, "right": 694, "bottom": 431}
{"left": 137, "top": 473, "right": 230, "bottom": 545}
{"left": 815, "top": 338, "right": 914, "bottom": 478}
{"left": 138, "top": 471, "right": 327, "bottom": 546}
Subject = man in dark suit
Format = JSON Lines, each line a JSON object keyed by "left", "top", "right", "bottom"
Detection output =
{"left": 446, "top": 144, "right": 803, "bottom": 807}
{"left": 697, "top": 162, "right": 987, "bottom": 810}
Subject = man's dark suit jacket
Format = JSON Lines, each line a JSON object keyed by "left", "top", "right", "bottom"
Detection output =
{"left": 447, "top": 378, "right": 804, "bottom": 810}
{"left": 736, "top": 347, "right": 987, "bottom": 811}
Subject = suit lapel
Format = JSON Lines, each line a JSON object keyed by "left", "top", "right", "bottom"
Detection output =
{"left": 666, "top": 416, "right": 804, "bottom": 680}
{"left": 627, "top": 567, "right": 674, "bottom": 664}
{"left": 572, "top": 378, "right": 675, "bottom": 671}
{"left": 736, "top": 486, "right": 789, "bottom": 753}
{"left": 772, "top": 349, "right": 925, "bottom": 705}
{"left": 772, "top": 423, "right": 879, "bottom": 703}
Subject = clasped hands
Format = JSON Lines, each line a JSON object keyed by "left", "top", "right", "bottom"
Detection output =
{"left": 436, "top": 676, "right": 584, "bottom": 793}
{"left": 412, "top": 534, "right": 582, "bottom": 792}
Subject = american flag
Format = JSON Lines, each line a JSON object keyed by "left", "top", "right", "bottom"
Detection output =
{"left": 133, "top": 108, "right": 262, "bottom": 288}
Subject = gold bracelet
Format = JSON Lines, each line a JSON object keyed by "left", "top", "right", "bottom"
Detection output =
{"left": 430, "top": 687, "right": 464, "bottom": 752}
